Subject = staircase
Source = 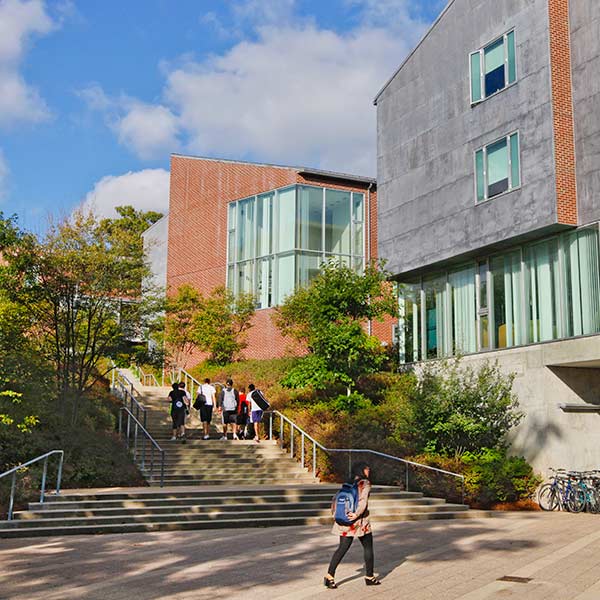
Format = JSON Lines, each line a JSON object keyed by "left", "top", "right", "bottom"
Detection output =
{"left": 0, "top": 380, "right": 477, "bottom": 539}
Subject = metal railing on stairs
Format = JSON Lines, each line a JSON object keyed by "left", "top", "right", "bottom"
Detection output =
{"left": 118, "top": 407, "right": 165, "bottom": 487}
{"left": 266, "top": 411, "right": 466, "bottom": 505}
{"left": 0, "top": 450, "right": 64, "bottom": 520}
{"left": 110, "top": 362, "right": 147, "bottom": 430}
{"left": 133, "top": 365, "right": 160, "bottom": 387}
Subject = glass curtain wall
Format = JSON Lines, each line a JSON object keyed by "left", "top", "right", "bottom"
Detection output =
{"left": 398, "top": 226, "right": 600, "bottom": 363}
{"left": 227, "top": 184, "right": 366, "bottom": 308}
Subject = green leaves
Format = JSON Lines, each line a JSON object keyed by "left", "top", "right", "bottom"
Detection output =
{"left": 275, "top": 260, "right": 396, "bottom": 391}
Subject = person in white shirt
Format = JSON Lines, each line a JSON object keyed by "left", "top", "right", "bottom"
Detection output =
{"left": 247, "top": 383, "right": 264, "bottom": 443}
{"left": 198, "top": 378, "right": 217, "bottom": 440}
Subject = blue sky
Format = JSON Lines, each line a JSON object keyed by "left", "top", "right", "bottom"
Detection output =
{"left": 0, "top": 0, "right": 444, "bottom": 231}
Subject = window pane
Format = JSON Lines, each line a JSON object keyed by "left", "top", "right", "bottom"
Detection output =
{"left": 237, "top": 198, "right": 255, "bottom": 261}
{"left": 490, "top": 251, "right": 523, "bottom": 348}
{"left": 484, "top": 38, "right": 506, "bottom": 96}
{"left": 507, "top": 30, "right": 516, "bottom": 84}
{"left": 275, "top": 188, "right": 296, "bottom": 253}
{"left": 475, "top": 149, "right": 485, "bottom": 201}
{"left": 525, "top": 240, "right": 560, "bottom": 342}
{"left": 400, "top": 283, "right": 421, "bottom": 363}
{"left": 479, "top": 262, "right": 488, "bottom": 309}
{"left": 487, "top": 138, "right": 509, "bottom": 197}
{"left": 275, "top": 253, "right": 295, "bottom": 304}
{"left": 297, "top": 186, "right": 323, "bottom": 252}
{"left": 296, "top": 252, "right": 322, "bottom": 288}
{"left": 470, "top": 51, "right": 482, "bottom": 103}
{"left": 449, "top": 266, "right": 477, "bottom": 353}
{"left": 227, "top": 265, "right": 235, "bottom": 294}
{"left": 424, "top": 275, "right": 448, "bottom": 359}
{"left": 510, "top": 133, "right": 520, "bottom": 188}
{"left": 352, "top": 193, "right": 364, "bottom": 221}
{"left": 256, "top": 192, "right": 273, "bottom": 257}
{"left": 237, "top": 261, "right": 254, "bottom": 296}
{"left": 353, "top": 256, "right": 364, "bottom": 273}
{"left": 325, "top": 189, "right": 351, "bottom": 254}
{"left": 256, "top": 257, "right": 272, "bottom": 309}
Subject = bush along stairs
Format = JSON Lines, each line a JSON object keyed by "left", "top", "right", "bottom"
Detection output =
{"left": 0, "top": 381, "right": 476, "bottom": 538}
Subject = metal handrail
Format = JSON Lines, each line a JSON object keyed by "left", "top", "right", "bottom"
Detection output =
{"left": 110, "top": 362, "right": 147, "bottom": 430}
{"left": 118, "top": 407, "right": 165, "bottom": 487}
{"left": 267, "top": 410, "right": 466, "bottom": 504}
{"left": 0, "top": 450, "right": 64, "bottom": 520}
{"left": 138, "top": 365, "right": 159, "bottom": 387}
{"left": 170, "top": 367, "right": 203, "bottom": 401}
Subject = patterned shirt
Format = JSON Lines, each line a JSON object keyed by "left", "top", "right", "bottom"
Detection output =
{"left": 331, "top": 479, "right": 372, "bottom": 538}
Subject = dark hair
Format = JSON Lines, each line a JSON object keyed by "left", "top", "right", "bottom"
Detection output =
{"left": 171, "top": 382, "right": 179, "bottom": 391}
{"left": 248, "top": 383, "right": 255, "bottom": 391}
{"left": 204, "top": 378, "right": 210, "bottom": 383}
{"left": 226, "top": 378, "right": 233, "bottom": 386}
{"left": 240, "top": 387, "right": 246, "bottom": 393}
{"left": 351, "top": 462, "right": 370, "bottom": 481}
{"left": 178, "top": 381, "right": 185, "bottom": 388}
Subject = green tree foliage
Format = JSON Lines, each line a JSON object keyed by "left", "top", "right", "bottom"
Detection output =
{"left": 192, "top": 286, "right": 256, "bottom": 365}
{"left": 0, "top": 210, "right": 153, "bottom": 423}
{"left": 275, "top": 260, "right": 397, "bottom": 393}
{"left": 164, "top": 284, "right": 202, "bottom": 368}
{"left": 410, "top": 359, "right": 523, "bottom": 455}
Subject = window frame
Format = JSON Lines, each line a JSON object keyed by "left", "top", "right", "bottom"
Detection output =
{"left": 470, "top": 28, "right": 517, "bottom": 105}
{"left": 474, "top": 130, "right": 521, "bottom": 204}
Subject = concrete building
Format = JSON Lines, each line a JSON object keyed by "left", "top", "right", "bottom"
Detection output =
{"left": 375, "top": 0, "right": 600, "bottom": 471}
{"left": 144, "top": 154, "right": 392, "bottom": 363}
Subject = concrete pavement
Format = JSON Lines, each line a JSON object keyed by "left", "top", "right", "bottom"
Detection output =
{"left": 1, "top": 512, "right": 600, "bottom": 599}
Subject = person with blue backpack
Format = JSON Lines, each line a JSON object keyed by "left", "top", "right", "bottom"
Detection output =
{"left": 324, "top": 462, "right": 381, "bottom": 589}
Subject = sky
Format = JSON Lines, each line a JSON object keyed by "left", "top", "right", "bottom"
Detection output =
{"left": 0, "top": 0, "right": 445, "bottom": 232}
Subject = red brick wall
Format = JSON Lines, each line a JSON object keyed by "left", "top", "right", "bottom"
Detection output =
{"left": 166, "top": 156, "right": 389, "bottom": 365}
{"left": 548, "top": 0, "right": 578, "bottom": 225}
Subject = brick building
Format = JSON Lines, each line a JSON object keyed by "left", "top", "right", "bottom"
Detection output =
{"left": 144, "top": 154, "right": 393, "bottom": 363}
{"left": 375, "top": 0, "right": 600, "bottom": 472}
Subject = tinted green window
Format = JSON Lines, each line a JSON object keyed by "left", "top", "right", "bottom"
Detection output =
{"left": 487, "top": 138, "right": 509, "bottom": 198}
{"left": 507, "top": 30, "right": 516, "bottom": 84}
{"left": 475, "top": 149, "right": 485, "bottom": 201}
{"left": 470, "top": 51, "right": 482, "bottom": 103}
{"left": 510, "top": 133, "right": 520, "bottom": 188}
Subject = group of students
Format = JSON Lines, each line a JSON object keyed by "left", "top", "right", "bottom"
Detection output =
{"left": 167, "top": 378, "right": 267, "bottom": 442}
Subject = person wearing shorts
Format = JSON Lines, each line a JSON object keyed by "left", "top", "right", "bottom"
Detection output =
{"left": 167, "top": 382, "right": 187, "bottom": 442}
{"left": 199, "top": 378, "right": 216, "bottom": 440}
{"left": 218, "top": 379, "right": 240, "bottom": 440}
{"left": 247, "top": 383, "right": 264, "bottom": 443}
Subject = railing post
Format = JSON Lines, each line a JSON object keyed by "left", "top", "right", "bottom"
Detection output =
{"left": 269, "top": 413, "right": 273, "bottom": 441}
{"left": 133, "top": 422, "right": 139, "bottom": 461}
{"left": 8, "top": 472, "right": 16, "bottom": 521}
{"left": 280, "top": 414, "right": 284, "bottom": 449}
{"left": 160, "top": 450, "right": 165, "bottom": 488}
{"left": 290, "top": 426, "right": 294, "bottom": 458}
{"left": 126, "top": 413, "right": 131, "bottom": 448}
{"left": 40, "top": 456, "right": 48, "bottom": 504}
{"left": 405, "top": 463, "right": 409, "bottom": 492}
{"left": 312, "top": 443, "right": 316, "bottom": 478}
{"left": 143, "top": 410, "right": 147, "bottom": 431}
{"left": 56, "top": 452, "right": 63, "bottom": 495}
{"left": 301, "top": 433, "right": 305, "bottom": 469}
{"left": 150, "top": 445, "right": 154, "bottom": 480}
{"left": 141, "top": 431, "right": 146, "bottom": 470}
{"left": 462, "top": 477, "right": 465, "bottom": 505}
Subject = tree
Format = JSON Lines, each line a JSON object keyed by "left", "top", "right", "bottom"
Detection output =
{"left": 275, "top": 260, "right": 397, "bottom": 393}
{"left": 192, "top": 286, "right": 256, "bottom": 365}
{"left": 164, "top": 284, "right": 202, "bottom": 369}
{"left": 0, "top": 209, "right": 153, "bottom": 423}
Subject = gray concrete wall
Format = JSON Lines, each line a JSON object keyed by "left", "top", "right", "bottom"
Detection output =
{"left": 142, "top": 215, "right": 168, "bottom": 293}
{"left": 570, "top": 1, "right": 600, "bottom": 227}
{"left": 459, "top": 334, "right": 600, "bottom": 474}
{"left": 377, "top": 0, "right": 558, "bottom": 277}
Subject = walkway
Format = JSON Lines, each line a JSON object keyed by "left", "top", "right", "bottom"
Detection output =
{"left": 1, "top": 512, "right": 600, "bottom": 599}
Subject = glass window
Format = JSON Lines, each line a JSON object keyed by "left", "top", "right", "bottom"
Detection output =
{"left": 475, "top": 132, "right": 520, "bottom": 202}
{"left": 275, "top": 187, "right": 296, "bottom": 253}
{"left": 325, "top": 189, "right": 351, "bottom": 254}
{"left": 449, "top": 266, "right": 477, "bottom": 354}
{"left": 237, "top": 261, "right": 254, "bottom": 296}
{"left": 470, "top": 29, "right": 517, "bottom": 104}
{"left": 399, "top": 283, "right": 422, "bottom": 363}
{"left": 296, "top": 252, "right": 322, "bottom": 288}
{"left": 352, "top": 193, "right": 364, "bottom": 257}
{"left": 275, "top": 253, "right": 295, "bottom": 305}
{"left": 297, "top": 186, "right": 323, "bottom": 252}
{"left": 424, "top": 275, "right": 449, "bottom": 359}
{"left": 256, "top": 258, "right": 272, "bottom": 309}
{"left": 525, "top": 239, "right": 560, "bottom": 343}
{"left": 490, "top": 251, "right": 523, "bottom": 348}
{"left": 237, "top": 198, "right": 255, "bottom": 261}
{"left": 256, "top": 192, "right": 273, "bottom": 258}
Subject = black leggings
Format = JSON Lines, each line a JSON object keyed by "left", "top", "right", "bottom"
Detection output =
{"left": 327, "top": 533, "right": 374, "bottom": 578}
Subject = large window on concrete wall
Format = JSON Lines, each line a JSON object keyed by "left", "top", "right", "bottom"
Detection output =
{"left": 227, "top": 184, "right": 366, "bottom": 308}
{"left": 398, "top": 226, "right": 600, "bottom": 363}
{"left": 475, "top": 132, "right": 520, "bottom": 202}
{"left": 470, "top": 29, "right": 517, "bottom": 104}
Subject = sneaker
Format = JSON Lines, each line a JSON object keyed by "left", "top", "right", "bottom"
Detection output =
{"left": 254, "top": 437, "right": 260, "bottom": 443}
{"left": 170, "top": 436, "right": 177, "bottom": 441}
{"left": 203, "top": 435, "right": 210, "bottom": 440}
{"left": 233, "top": 433, "right": 240, "bottom": 440}
{"left": 219, "top": 436, "right": 227, "bottom": 441}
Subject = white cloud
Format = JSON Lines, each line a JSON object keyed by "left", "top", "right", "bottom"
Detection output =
{"left": 0, "top": 0, "right": 55, "bottom": 127}
{"left": 0, "top": 149, "right": 9, "bottom": 200}
{"left": 82, "top": 169, "right": 170, "bottom": 219}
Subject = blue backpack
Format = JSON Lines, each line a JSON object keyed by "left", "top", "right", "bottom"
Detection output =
{"left": 333, "top": 481, "right": 359, "bottom": 526}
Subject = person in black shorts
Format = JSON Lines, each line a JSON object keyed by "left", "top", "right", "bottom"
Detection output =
{"left": 218, "top": 379, "right": 240, "bottom": 440}
{"left": 168, "top": 382, "right": 187, "bottom": 442}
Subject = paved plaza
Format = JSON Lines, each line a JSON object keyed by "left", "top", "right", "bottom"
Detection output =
{"left": 2, "top": 512, "right": 600, "bottom": 599}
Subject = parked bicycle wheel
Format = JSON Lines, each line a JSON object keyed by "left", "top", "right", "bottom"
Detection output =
{"left": 538, "top": 483, "right": 560, "bottom": 511}
{"left": 566, "top": 486, "right": 586, "bottom": 513}
{"left": 587, "top": 487, "right": 600, "bottom": 514}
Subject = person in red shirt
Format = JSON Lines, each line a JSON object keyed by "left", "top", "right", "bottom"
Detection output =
{"left": 236, "top": 387, "right": 250, "bottom": 440}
